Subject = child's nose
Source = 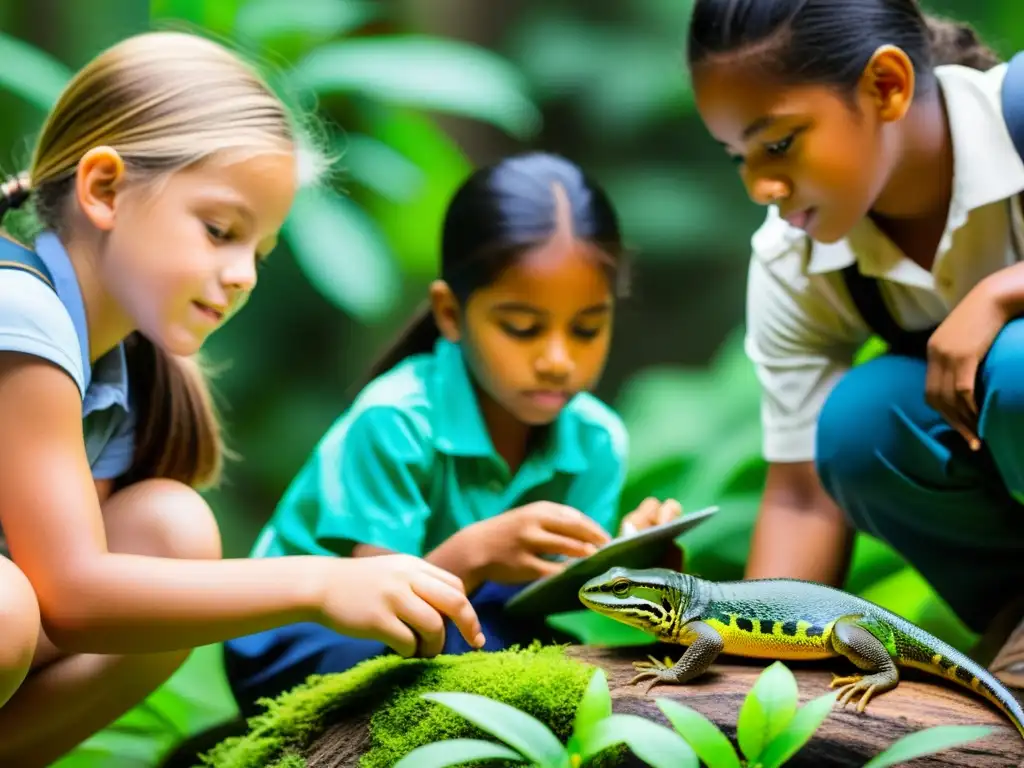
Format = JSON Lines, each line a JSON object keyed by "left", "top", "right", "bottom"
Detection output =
{"left": 537, "top": 337, "right": 574, "bottom": 378}
{"left": 221, "top": 252, "right": 258, "bottom": 291}
{"left": 745, "top": 170, "right": 791, "bottom": 207}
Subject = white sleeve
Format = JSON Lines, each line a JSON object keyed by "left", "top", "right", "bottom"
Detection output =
{"left": 744, "top": 228, "right": 861, "bottom": 464}
{"left": 0, "top": 270, "right": 85, "bottom": 397}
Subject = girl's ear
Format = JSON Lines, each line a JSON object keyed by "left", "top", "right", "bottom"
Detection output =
{"left": 429, "top": 280, "right": 462, "bottom": 342}
{"left": 75, "top": 146, "right": 126, "bottom": 231}
{"left": 859, "top": 44, "right": 916, "bottom": 123}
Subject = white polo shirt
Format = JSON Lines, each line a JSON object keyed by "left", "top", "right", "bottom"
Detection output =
{"left": 746, "top": 62, "right": 1024, "bottom": 463}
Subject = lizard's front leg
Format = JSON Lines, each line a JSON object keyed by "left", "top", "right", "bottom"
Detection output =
{"left": 828, "top": 617, "right": 899, "bottom": 713}
{"left": 630, "top": 621, "right": 724, "bottom": 694}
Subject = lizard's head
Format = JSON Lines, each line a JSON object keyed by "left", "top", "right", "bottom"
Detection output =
{"left": 578, "top": 566, "right": 687, "bottom": 637}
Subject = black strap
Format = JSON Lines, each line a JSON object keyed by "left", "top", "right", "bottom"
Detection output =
{"left": 1002, "top": 51, "right": 1024, "bottom": 161}
{"left": 840, "top": 262, "right": 933, "bottom": 359}
{"left": 0, "top": 235, "right": 54, "bottom": 290}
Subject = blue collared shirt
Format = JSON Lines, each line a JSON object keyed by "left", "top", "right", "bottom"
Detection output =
{"left": 0, "top": 231, "right": 135, "bottom": 480}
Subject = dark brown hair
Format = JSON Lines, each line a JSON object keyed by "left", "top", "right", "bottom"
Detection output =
{"left": 686, "top": 0, "right": 999, "bottom": 96}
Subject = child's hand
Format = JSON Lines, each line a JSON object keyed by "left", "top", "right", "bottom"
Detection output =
{"left": 318, "top": 554, "right": 486, "bottom": 658}
{"left": 463, "top": 502, "right": 611, "bottom": 584}
{"left": 618, "top": 497, "right": 683, "bottom": 536}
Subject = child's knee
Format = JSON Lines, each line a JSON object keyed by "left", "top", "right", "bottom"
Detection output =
{"left": 980, "top": 319, "right": 1024, "bottom": 426}
{"left": 0, "top": 557, "right": 41, "bottom": 704}
{"left": 102, "top": 478, "right": 223, "bottom": 561}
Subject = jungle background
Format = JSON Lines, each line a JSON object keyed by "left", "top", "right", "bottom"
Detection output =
{"left": 0, "top": 0, "right": 1022, "bottom": 765}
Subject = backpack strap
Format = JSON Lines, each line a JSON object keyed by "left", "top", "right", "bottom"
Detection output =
{"left": 1002, "top": 51, "right": 1024, "bottom": 161}
{"left": 839, "top": 262, "right": 934, "bottom": 359}
{"left": 0, "top": 235, "right": 54, "bottom": 290}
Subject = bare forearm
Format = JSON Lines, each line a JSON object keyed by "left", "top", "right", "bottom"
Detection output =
{"left": 744, "top": 462, "right": 852, "bottom": 587}
{"left": 37, "top": 554, "right": 325, "bottom": 654}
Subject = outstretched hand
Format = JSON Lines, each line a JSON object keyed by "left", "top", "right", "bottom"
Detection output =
{"left": 618, "top": 497, "right": 683, "bottom": 536}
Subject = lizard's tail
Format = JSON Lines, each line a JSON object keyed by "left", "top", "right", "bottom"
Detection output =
{"left": 895, "top": 627, "right": 1024, "bottom": 740}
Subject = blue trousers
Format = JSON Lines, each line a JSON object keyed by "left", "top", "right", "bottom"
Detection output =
{"left": 222, "top": 580, "right": 567, "bottom": 719}
{"left": 816, "top": 319, "right": 1024, "bottom": 634}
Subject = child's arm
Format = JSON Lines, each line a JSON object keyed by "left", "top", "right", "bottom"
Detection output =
{"left": 744, "top": 461, "right": 852, "bottom": 587}
{"left": 0, "top": 354, "right": 482, "bottom": 656}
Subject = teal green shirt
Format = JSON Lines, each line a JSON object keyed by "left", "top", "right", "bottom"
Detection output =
{"left": 250, "top": 338, "right": 629, "bottom": 559}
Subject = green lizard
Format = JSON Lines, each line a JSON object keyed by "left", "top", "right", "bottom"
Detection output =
{"left": 578, "top": 566, "right": 1024, "bottom": 739}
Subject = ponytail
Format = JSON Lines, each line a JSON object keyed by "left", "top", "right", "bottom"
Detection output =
{"left": 120, "top": 334, "right": 228, "bottom": 490}
{"left": 360, "top": 305, "right": 440, "bottom": 387}
{"left": 924, "top": 14, "right": 1000, "bottom": 71}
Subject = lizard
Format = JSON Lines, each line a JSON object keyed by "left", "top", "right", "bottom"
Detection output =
{"left": 577, "top": 566, "right": 1024, "bottom": 739}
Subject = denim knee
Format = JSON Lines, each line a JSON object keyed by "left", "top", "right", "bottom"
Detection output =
{"left": 979, "top": 318, "right": 1024, "bottom": 490}
{"left": 815, "top": 355, "right": 929, "bottom": 520}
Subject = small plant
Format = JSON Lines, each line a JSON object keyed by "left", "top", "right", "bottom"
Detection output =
{"left": 395, "top": 660, "right": 998, "bottom": 768}
{"left": 656, "top": 661, "right": 996, "bottom": 768}
{"left": 392, "top": 667, "right": 697, "bottom": 768}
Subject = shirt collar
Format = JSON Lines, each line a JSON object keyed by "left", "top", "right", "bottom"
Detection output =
{"left": 803, "top": 62, "right": 1024, "bottom": 280}
{"left": 34, "top": 231, "right": 130, "bottom": 414}
{"left": 429, "top": 337, "right": 587, "bottom": 474}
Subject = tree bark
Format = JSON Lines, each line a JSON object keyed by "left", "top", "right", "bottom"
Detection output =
{"left": 300, "top": 644, "right": 1024, "bottom": 768}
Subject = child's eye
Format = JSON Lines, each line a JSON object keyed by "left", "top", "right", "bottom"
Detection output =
{"left": 204, "top": 223, "right": 231, "bottom": 242}
{"left": 764, "top": 134, "right": 795, "bottom": 158}
{"left": 500, "top": 323, "right": 541, "bottom": 339}
{"left": 573, "top": 326, "right": 602, "bottom": 340}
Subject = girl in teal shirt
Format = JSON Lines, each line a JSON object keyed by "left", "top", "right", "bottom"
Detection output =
{"left": 225, "top": 151, "right": 681, "bottom": 714}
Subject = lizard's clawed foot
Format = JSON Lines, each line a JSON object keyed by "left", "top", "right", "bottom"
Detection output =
{"left": 829, "top": 672, "right": 895, "bottom": 713}
{"left": 632, "top": 655, "right": 675, "bottom": 672}
{"left": 629, "top": 655, "right": 683, "bottom": 693}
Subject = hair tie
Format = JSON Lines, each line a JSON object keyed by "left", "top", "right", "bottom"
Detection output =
{"left": 0, "top": 172, "right": 31, "bottom": 210}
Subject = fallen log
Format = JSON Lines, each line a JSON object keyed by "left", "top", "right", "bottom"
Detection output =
{"left": 201, "top": 643, "right": 1024, "bottom": 768}
{"left": 564, "top": 645, "right": 1024, "bottom": 767}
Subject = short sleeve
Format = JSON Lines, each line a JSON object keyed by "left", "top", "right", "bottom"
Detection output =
{"left": 279, "top": 406, "right": 435, "bottom": 557}
{"left": 0, "top": 270, "right": 84, "bottom": 396}
{"left": 745, "top": 236, "right": 859, "bottom": 463}
{"left": 90, "top": 410, "right": 137, "bottom": 480}
{"left": 562, "top": 410, "right": 629, "bottom": 535}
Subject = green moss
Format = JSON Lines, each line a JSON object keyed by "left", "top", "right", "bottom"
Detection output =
{"left": 200, "top": 643, "right": 602, "bottom": 768}
{"left": 267, "top": 754, "right": 307, "bottom": 768}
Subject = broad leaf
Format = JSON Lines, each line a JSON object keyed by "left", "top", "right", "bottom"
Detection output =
{"left": 573, "top": 669, "right": 612, "bottom": 734}
{"left": 288, "top": 37, "right": 541, "bottom": 138}
{"left": 392, "top": 738, "right": 524, "bottom": 768}
{"left": 283, "top": 185, "right": 400, "bottom": 322}
{"left": 656, "top": 699, "right": 741, "bottom": 768}
{"left": 235, "top": 0, "right": 376, "bottom": 42}
{"left": 580, "top": 713, "right": 697, "bottom": 768}
{"left": 758, "top": 690, "right": 839, "bottom": 768}
{"left": 0, "top": 32, "right": 71, "bottom": 111}
{"left": 336, "top": 133, "right": 425, "bottom": 202}
{"left": 736, "top": 664, "right": 801, "bottom": 764}
{"left": 861, "top": 725, "right": 996, "bottom": 768}
{"left": 423, "top": 692, "right": 567, "bottom": 768}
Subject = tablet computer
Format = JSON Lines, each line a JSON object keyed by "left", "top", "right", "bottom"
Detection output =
{"left": 503, "top": 505, "right": 719, "bottom": 617}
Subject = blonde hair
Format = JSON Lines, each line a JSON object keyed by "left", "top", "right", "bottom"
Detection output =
{"left": 0, "top": 30, "right": 304, "bottom": 490}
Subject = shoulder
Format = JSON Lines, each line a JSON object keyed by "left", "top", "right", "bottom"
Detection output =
{"left": 563, "top": 392, "right": 628, "bottom": 459}
{"left": 0, "top": 269, "right": 84, "bottom": 396}
{"left": 319, "top": 359, "right": 437, "bottom": 463}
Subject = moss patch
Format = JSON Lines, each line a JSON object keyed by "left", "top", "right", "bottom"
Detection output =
{"left": 200, "top": 643, "right": 603, "bottom": 768}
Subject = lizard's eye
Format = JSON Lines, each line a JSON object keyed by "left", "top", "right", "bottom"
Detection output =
{"left": 611, "top": 580, "right": 630, "bottom": 597}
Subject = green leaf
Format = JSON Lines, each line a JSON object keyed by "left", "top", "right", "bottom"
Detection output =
{"left": 656, "top": 699, "right": 741, "bottom": 768}
{"left": 736, "top": 686, "right": 766, "bottom": 763}
{"left": 235, "top": 0, "right": 376, "bottom": 42}
{"left": 392, "top": 738, "right": 524, "bottom": 768}
{"left": 580, "top": 713, "right": 697, "bottom": 768}
{"left": 288, "top": 36, "right": 541, "bottom": 138}
{"left": 423, "top": 692, "right": 568, "bottom": 768}
{"left": 0, "top": 31, "right": 72, "bottom": 112}
{"left": 861, "top": 725, "right": 996, "bottom": 768}
{"left": 335, "top": 133, "right": 425, "bottom": 202}
{"left": 573, "top": 669, "right": 612, "bottom": 735}
{"left": 741, "top": 662, "right": 799, "bottom": 755}
{"left": 282, "top": 185, "right": 401, "bottom": 322}
{"left": 758, "top": 690, "right": 839, "bottom": 768}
